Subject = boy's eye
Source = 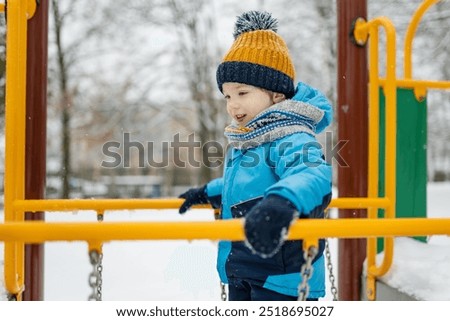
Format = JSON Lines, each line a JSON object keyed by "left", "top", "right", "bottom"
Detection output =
{"left": 224, "top": 95, "right": 230, "bottom": 100}
{"left": 238, "top": 91, "right": 248, "bottom": 96}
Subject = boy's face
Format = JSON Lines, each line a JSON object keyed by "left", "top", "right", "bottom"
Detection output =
{"left": 222, "top": 83, "right": 285, "bottom": 126}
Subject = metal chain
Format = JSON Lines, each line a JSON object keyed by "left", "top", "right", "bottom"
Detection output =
{"left": 220, "top": 282, "right": 227, "bottom": 301}
{"left": 96, "top": 213, "right": 104, "bottom": 301}
{"left": 88, "top": 212, "right": 104, "bottom": 301}
{"left": 297, "top": 245, "right": 318, "bottom": 301}
{"left": 324, "top": 209, "right": 338, "bottom": 301}
{"left": 215, "top": 210, "right": 227, "bottom": 301}
{"left": 97, "top": 253, "right": 103, "bottom": 300}
{"left": 88, "top": 250, "right": 101, "bottom": 301}
{"left": 325, "top": 239, "right": 338, "bottom": 300}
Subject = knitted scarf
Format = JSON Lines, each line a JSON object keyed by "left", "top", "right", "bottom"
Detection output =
{"left": 224, "top": 99, "right": 324, "bottom": 150}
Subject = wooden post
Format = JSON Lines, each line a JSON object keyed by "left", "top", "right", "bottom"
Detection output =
{"left": 336, "top": 0, "right": 368, "bottom": 301}
{"left": 24, "top": 0, "right": 49, "bottom": 301}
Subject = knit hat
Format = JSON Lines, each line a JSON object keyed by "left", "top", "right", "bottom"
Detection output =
{"left": 216, "top": 11, "right": 296, "bottom": 98}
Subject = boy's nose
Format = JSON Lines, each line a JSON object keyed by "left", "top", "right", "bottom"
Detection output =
{"left": 227, "top": 100, "right": 239, "bottom": 110}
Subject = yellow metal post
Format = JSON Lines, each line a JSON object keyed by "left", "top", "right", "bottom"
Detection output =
{"left": 3, "top": 0, "right": 36, "bottom": 299}
{"left": 354, "top": 16, "right": 397, "bottom": 300}
{"left": 366, "top": 20, "right": 381, "bottom": 302}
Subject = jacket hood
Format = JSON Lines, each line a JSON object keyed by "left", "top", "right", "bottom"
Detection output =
{"left": 292, "top": 82, "right": 333, "bottom": 133}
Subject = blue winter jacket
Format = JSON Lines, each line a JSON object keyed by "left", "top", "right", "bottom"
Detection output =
{"left": 206, "top": 82, "right": 333, "bottom": 298}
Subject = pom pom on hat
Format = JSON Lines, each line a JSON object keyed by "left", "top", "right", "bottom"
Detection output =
{"left": 233, "top": 11, "right": 278, "bottom": 39}
{"left": 217, "top": 10, "right": 295, "bottom": 98}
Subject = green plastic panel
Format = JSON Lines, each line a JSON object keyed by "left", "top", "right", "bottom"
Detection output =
{"left": 378, "top": 87, "right": 427, "bottom": 250}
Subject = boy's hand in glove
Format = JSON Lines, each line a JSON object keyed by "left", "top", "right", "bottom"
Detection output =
{"left": 244, "top": 194, "right": 298, "bottom": 257}
{"left": 178, "top": 186, "right": 209, "bottom": 214}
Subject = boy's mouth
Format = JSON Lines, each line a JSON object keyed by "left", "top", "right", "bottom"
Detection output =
{"left": 235, "top": 114, "right": 247, "bottom": 123}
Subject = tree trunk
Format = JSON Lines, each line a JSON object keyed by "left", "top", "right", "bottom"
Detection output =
{"left": 52, "top": 0, "right": 71, "bottom": 198}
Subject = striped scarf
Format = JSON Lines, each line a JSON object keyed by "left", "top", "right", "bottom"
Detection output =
{"left": 224, "top": 99, "right": 324, "bottom": 150}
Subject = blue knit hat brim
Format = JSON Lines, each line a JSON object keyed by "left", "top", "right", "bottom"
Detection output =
{"left": 217, "top": 61, "right": 295, "bottom": 98}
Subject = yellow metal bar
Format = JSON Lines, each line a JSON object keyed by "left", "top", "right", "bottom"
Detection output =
{"left": 379, "top": 78, "right": 450, "bottom": 91}
{"left": 3, "top": 0, "right": 37, "bottom": 299}
{"left": 0, "top": 218, "right": 448, "bottom": 243}
{"left": 329, "top": 197, "right": 390, "bottom": 209}
{"left": 354, "top": 16, "right": 398, "bottom": 300}
{"left": 367, "top": 23, "right": 380, "bottom": 299}
{"left": 367, "top": 25, "right": 380, "bottom": 217}
{"left": 14, "top": 198, "right": 191, "bottom": 212}
{"left": 380, "top": 16, "right": 397, "bottom": 283}
{"left": 3, "top": 0, "right": 36, "bottom": 298}
{"left": 380, "top": 78, "right": 450, "bottom": 102}
{"left": 14, "top": 197, "right": 391, "bottom": 213}
{"left": 404, "top": 0, "right": 440, "bottom": 79}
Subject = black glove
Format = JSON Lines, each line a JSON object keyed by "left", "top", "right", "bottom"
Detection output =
{"left": 178, "top": 185, "right": 209, "bottom": 214}
{"left": 244, "top": 194, "right": 298, "bottom": 257}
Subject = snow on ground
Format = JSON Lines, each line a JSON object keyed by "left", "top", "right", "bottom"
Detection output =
{"left": 377, "top": 182, "right": 450, "bottom": 300}
{"left": 43, "top": 209, "right": 221, "bottom": 301}
{"left": 0, "top": 182, "right": 449, "bottom": 301}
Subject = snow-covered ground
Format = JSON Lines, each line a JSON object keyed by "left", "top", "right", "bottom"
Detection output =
{"left": 0, "top": 182, "right": 449, "bottom": 301}
{"left": 376, "top": 182, "right": 450, "bottom": 300}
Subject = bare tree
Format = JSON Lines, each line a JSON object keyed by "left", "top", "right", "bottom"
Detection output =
{"left": 105, "top": 0, "right": 227, "bottom": 185}
{"left": 418, "top": 1, "right": 450, "bottom": 180}
{"left": 48, "top": 0, "right": 161, "bottom": 197}
{"left": 166, "top": 0, "right": 226, "bottom": 183}
{"left": 51, "top": 0, "right": 73, "bottom": 198}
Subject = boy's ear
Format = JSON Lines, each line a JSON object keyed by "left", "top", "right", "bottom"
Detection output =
{"left": 273, "top": 92, "right": 286, "bottom": 103}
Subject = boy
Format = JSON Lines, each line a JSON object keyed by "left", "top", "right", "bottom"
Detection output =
{"left": 179, "top": 11, "right": 332, "bottom": 301}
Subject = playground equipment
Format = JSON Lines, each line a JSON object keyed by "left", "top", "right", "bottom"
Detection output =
{"left": 352, "top": 0, "right": 450, "bottom": 298}
{"left": 1, "top": 0, "right": 450, "bottom": 301}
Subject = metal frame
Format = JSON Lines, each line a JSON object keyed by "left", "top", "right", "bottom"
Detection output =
{"left": 353, "top": 0, "right": 450, "bottom": 299}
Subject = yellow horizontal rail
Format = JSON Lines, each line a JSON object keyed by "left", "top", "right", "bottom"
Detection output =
{"left": 14, "top": 197, "right": 391, "bottom": 213}
{"left": 379, "top": 78, "right": 450, "bottom": 91}
{"left": 379, "top": 78, "right": 450, "bottom": 101}
{"left": 0, "top": 218, "right": 449, "bottom": 243}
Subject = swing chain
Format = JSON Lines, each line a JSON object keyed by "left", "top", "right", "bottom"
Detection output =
{"left": 96, "top": 213, "right": 104, "bottom": 301}
{"left": 220, "top": 282, "right": 227, "bottom": 301}
{"left": 88, "top": 250, "right": 102, "bottom": 301}
{"left": 297, "top": 245, "right": 318, "bottom": 301}
{"left": 324, "top": 209, "right": 338, "bottom": 301}
{"left": 215, "top": 210, "right": 227, "bottom": 301}
{"left": 88, "top": 213, "right": 104, "bottom": 301}
{"left": 97, "top": 253, "right": 103, "bottom": 300}
{"left": 325, "top": 239, "right": 338, "bottom": 300}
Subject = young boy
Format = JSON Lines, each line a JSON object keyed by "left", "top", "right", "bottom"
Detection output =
{"left": 179, "top": 11, "right": 332, "bottom": 301}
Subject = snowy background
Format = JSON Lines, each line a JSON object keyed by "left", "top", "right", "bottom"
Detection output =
{"left": 1, "top": 182, "right": 449, "bottom": 301}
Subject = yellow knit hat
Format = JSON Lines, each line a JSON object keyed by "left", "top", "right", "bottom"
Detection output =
{"left": 217, "top": 11, "right": 296, "bottom": 97}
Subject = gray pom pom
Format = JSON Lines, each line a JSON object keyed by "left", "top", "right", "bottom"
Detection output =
{"left": 233, "top": 11, "right": 278, "bottom": 39}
